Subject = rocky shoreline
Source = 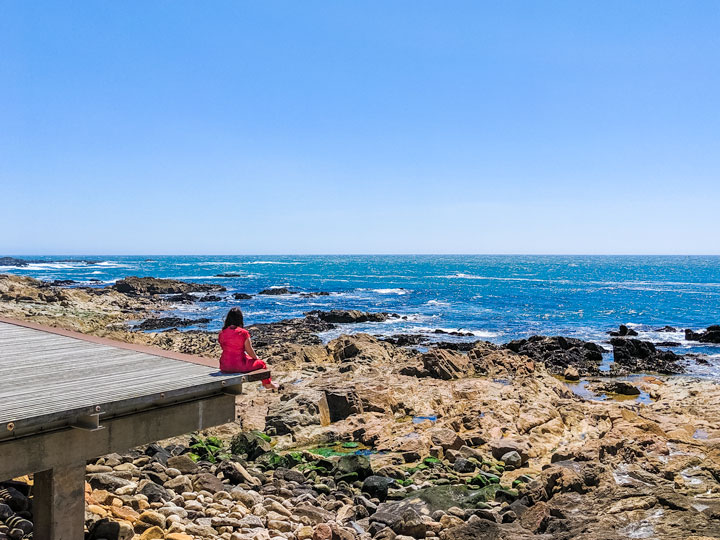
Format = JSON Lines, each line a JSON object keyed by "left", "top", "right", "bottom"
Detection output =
{"left": 1, "top": 274, "right": 720, "bottom": 539}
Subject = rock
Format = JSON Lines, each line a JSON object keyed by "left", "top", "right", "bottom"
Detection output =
{"left": 87, "top": 518, "right": 134, "bottom": 540}
{"left": 438, "top": 516, "right": 502, "bottom": 540}
{"left": 87, "top": 473, "right": 133, "bottom": 492}
{"left": 685, "top": 326, "right": 720, "bottom": 344}
{"left": 137, "top": 510, "right": 166, "bottom": 529}
{"left": 217, "top": 460, "right": 261, "bottom": 486}
{"left": 229, "top": 431, "right": 272, "bottom": 459}
{"left": 166, "top": 455, "right": 199, "bottom": 474}
{"left": 519, "top": 501, "right": 550, "bottom": 533}
{"left": 563, "top": 366, "right": 580, "bottom": 381}
{"left": 232, "top": 293, "right": 253, "bottom": 300}
{"left": 0, "top": 257, "right": 30, "bottom": 267}
{"left": 139, "top": 526, "right": 165, "bottom": 539}
{"left": 313, "top": 524, "right": 333, "bottom": 540}
{"left": 164, "top": 475, "right": 193, "bottom": 493}
{"left": 323, "top": 389, "right": 363, "bottom": 422}
{"left": 299, "top": 291, "right": 331, "bottom": 298}
{"left": 259, "top": 287, "right": 294, "bottom": 295}
{"left": 113, "top": 276, "right": 225, "bottom": 295}
{"left": 336, "top": 454, "right": 373, "bottom": 480}
{"left": 504, "top": 335, "right": 606, "bottom": 376}
{"left": 608, "top": 324, "right": 638, "bottom": 337}
{"left": 655, "top": 326, "right": 678, "bottom": 332}
{"left": 306, "top": 310, "right": 397, "bottom": 324}
{"left": 394, "top": 509, "right": 427, "bottom": 538}
{"left": 421, "top": 349, "right": 471, "bottom": 380}
{"left": 489, "top": 440, "right": 529, "bottom": 464}
{"left": 134, "top": 317, "right": 211, "bottom": 330}
{"left": 452, "top": 458, "right": 476, "bottom": 474}
{"left": 295, "top": 502, "right": 335, "bottom": 524}
{"left": 138, "top": 480, "right": 172, "bottom": 502}
{"left": 597, "top": 381, "right": 641, "bottom": 395}
{"left": 362, "top": 476, "right": 395, "bottom": 501}
{"left": 501, "top": 451, "right": 522, "bottom": 468}
{"left": 429, "top": 428, "right": 464, "bottom": 451}
{"left": 193, "top": 472, "right": 225, "bottom": 493}
{"left": 196, "top": 294, "right": 222, "bottom": 302}
{"left": 611, "top": 337, "right": 685, "bottom": 374}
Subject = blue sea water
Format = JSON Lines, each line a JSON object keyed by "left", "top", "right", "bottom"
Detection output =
{"left": 3, "top": 255, "right": 720, "bottom": 373}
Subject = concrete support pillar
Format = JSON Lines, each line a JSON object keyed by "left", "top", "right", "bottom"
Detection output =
{"left": 33, "top": 462, "right": 86, "bottom": 540}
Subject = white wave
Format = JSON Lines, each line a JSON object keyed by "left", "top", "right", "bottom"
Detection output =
{"left": 196, "top": 261, "right": 302, "bottom": 266}
{"left": 372, "top": 288, "right": 408, "bottom": 295}
{"left": 418, "top": 326, "right": 501, "bottom": 338}
{"left": 426, "top": 300, "right": 450, "bottom": 306}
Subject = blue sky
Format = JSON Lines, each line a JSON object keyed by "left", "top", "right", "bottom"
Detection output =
{"left": 1, "top": 1, "right": 719, "bottom": 255}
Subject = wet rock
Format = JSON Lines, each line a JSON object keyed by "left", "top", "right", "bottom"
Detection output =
{"left": 258, "top": 287, "right": 294, "bottom": 295}
{"left": 362, "top": 476, "right": 395, "bottom": 501}
{"left": 504, "top": 336, "right": 606, "bottom": 376}
{"left": 452, "top": 458, "right": 476, "bottom": 474}
{"left": 597, "top": 381, "right": 641, "bottom": 396}
{"left": 196, "top": 294, "right": 222, "bottom": 302}
{"left": 611, "top": 337, "right": 685, "bottom": 374}
{"left": 134, "top": 317, "right": 210, "bottom": 330}
{"left": 113, "top": 276, "right": 225, "bottom": 295}
{"left": 608, "top": 324, "right": 638, "bottom": 337}
{"left": 229, "top": 431, "right": 271, "bottom": 459}
{"left": 685, "top": 326, "right": 720, "bottom": 344}
{"left": 232, "top": 293, "right": 253, "bottom": 300}
{"left": 306, "top": 309, "right": 398, "bottom": 324}
{"left": 336, "top": 455, "right": 373, "bottom": 481}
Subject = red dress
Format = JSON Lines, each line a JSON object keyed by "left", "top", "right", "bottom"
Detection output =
{"left": 218, "top": 326, "right": 271, "bottom": 383}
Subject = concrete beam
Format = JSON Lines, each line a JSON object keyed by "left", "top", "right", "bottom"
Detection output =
{"left": 33, "top": 462, "right": 86, "bottom": 540}
{"left": 0, "top": 394, "right": 236, "bottom": 481}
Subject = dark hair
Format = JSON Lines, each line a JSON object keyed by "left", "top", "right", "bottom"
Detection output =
{"left": 223, "top": 307, "right": 244, "bottom": 329}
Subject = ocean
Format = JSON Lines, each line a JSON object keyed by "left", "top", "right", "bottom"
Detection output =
{"left": 3, "top": 255, "right": 720, "bottom": 375}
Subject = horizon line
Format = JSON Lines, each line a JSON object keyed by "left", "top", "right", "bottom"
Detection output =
{"left": 5, "top": 253, "right": 720, "bottom": 258}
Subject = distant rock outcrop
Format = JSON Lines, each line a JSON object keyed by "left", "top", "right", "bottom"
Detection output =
{"left": 306, "top": 309, "right": 398, "bottom": 324}
{"left": 504, "top": 336, "right": 606, "bottom": 376}
{"left": 610, "top": 337, "right": 685, "bottom": 374}
{"left": 112, "top": 276, "right": 225, "bottom": 296}
{"left": 685, "top": 326, "right": 720, "bottom": 344}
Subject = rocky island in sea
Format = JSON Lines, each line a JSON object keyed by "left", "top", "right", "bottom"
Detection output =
{"left": 1, "top": 272, "right": 720, "bottom": 540}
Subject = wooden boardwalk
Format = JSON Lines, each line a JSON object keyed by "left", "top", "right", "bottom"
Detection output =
{"left": 0, "top": 318, "right": 268, "bottom": 440}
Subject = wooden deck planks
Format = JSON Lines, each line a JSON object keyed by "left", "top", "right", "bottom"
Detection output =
{"left": 0, "top": 321, "right": 269, "bottom": 431}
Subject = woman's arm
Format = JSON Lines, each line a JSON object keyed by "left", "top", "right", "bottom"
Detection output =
{"left": 244, "top": 337, "right": 259, "bottom": 360}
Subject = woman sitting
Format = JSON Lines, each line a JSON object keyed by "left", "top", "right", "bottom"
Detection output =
{"left": 218, "top": 307, "right": 278, "bottom": 390}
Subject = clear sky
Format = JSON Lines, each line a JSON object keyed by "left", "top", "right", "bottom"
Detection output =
{"left": 1, "top": 1, "right": 719, "bottom": 255}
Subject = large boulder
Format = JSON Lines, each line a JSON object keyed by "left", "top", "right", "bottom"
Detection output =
{"left": 504, "top": 336, "right": 605, "bottom": 376}
{"left": 229, "top": 431, "right": 272, "bottom": 459}
{"left": 685, "top": 326, "right": 720, "bottom": 344}
{"left": 113, "top": 276, "right": 225, "bottom": 295}
{"left": 335, "top": 454, "right": 373, "bottom": 481}
{"left": 610, "top": 338, "right": 685, "bottom": 374}
{"left": 306, "top": 310, "right": 398, "bottom": 324}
